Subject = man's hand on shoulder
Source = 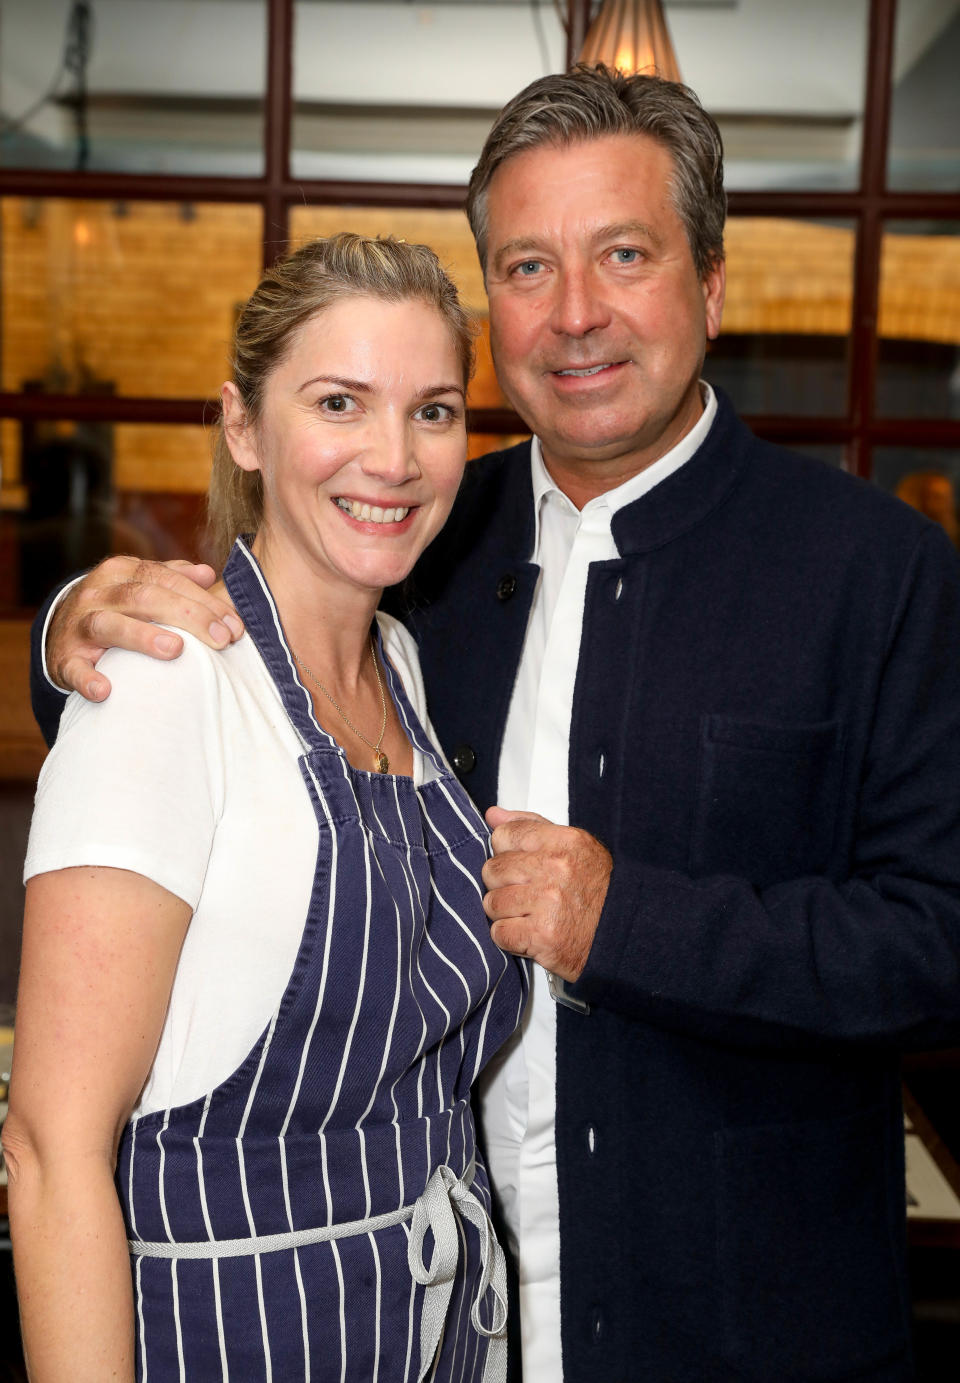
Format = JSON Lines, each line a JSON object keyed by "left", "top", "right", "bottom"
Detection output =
{"left": 48, "top": 556, "right": 245, "bottom": 702}
{"left": 481, "top": 807, "right": 612, "bottom": 981}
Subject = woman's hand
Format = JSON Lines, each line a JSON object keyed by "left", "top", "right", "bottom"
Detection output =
{"left": 47, "top": 557, "right": 245, "bottom": 702}
{"left": 4, "top": 867, "right": 192, "bottom": 1381}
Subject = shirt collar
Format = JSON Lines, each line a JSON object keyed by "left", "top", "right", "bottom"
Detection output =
{"left": 529, "top": 382, "right": 717, "bottom": 562}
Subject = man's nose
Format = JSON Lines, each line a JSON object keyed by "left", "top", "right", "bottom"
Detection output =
{"left": 550, "top": 267, "right": 612, "bottom": 338}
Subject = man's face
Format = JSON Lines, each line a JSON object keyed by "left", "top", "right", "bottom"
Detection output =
{"left": 484, "top": 133, "right": 725, "bottom": 502}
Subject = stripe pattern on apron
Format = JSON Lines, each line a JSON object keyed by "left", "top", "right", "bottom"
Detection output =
{"left": 117, "top": 539, "right": 529, "bottom": 1382}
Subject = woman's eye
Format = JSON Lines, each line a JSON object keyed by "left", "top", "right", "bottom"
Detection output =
{"left": 415, "top": 403, "right": 454, "bottom": 423}
{"left": 318, "top": 394, "right": 357, "bottom": 414}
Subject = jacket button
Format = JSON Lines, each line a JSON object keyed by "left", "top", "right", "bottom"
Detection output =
{"left": 586, "top": 1124, "right": 597, "bottom": 1156}
{"left": 496, "top": 573, "right": 517, "bottom": 601}
{"left": 590, "top": 1306, "right": 604, "bottom": 1342}
{"left": 451, "top": 744, "right": 477, "bottom": 775}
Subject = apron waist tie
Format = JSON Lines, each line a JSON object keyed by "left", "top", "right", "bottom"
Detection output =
{"left": 128, "top": 1157, "right": 507, "bottom": 1383}
{"left": 407, "top": 1162, "right": 508, "bottom": 1383}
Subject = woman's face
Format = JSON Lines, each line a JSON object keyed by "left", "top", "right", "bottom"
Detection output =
{"left": 225, "top": 294, "right": 467, "bottom": 598}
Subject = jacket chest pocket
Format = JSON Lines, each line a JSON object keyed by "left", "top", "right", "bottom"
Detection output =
{"left": 689, "top": 715, "right": 845, "bottom": 887}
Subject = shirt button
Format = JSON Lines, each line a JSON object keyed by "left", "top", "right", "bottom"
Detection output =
{"left": 451, "top": 744, "right": 477, "bottom": 775}
{"left": 496, "top": 573, "right": 517, "bottom": 601}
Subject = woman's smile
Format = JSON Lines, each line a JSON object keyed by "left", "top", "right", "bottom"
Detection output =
{"left": 332, "top": 495, "right": 416, "bottom": 527}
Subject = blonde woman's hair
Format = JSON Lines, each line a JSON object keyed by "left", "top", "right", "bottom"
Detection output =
{"left": 208, "top": 232, "right": 474, "bottom": 569}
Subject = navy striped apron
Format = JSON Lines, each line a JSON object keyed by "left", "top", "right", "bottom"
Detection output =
{"left": 116, "top": 539, "right": 529, "bottom": 1382}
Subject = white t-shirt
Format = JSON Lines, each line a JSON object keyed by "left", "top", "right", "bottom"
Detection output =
{"left": 24, "top": 614, "right": 437, "bottom": 1119}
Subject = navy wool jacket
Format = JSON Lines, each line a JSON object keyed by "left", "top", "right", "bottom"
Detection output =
{"left": 391, "top": 390, "right": 960, "bottom": 1382}
{"left": 29, "top": 391, "right": 960, "bottom": 1382}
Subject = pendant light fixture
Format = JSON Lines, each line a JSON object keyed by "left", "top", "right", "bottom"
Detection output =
{"left": 579, "top": 0, "right": 682, "bottom": 82}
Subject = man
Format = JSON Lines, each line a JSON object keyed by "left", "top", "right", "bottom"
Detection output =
{"left": 31, "top": 68, "right": 960, "bottom": 1382}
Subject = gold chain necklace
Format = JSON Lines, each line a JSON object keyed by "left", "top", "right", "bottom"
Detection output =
{"left": 293, "top": 636, "right": 390, "bottom": 773}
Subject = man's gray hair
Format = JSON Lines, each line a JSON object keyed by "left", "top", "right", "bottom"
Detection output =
{"left": 466, "top": 65, "right": 726, "bottom": 281}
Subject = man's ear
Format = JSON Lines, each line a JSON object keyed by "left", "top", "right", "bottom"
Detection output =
{"left": 221, "top": 383, "right": 260, "bottom": 473}
{"left": 703, "top": 256, "right": 726, "bottom": 342}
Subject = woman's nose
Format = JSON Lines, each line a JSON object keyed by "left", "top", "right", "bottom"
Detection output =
{"left": 360, "top": 420, "right": 421, "bottom": 484}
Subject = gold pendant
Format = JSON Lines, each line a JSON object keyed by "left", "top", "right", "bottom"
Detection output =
{"left": 374, "top": 750, "right": 389, "bottom": 773}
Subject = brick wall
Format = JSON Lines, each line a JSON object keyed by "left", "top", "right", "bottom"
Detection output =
{"left": 1, "top": 198, "right": 262, "bottom": 401}
{"left": 1, "top": 197, "right": 262, "bottom": 496}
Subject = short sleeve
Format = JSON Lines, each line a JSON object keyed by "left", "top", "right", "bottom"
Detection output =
{"left": 24, "top": 632, "right": 228, "bottom": 909}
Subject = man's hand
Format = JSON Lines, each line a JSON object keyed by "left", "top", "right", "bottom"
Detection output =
{"left": 47, "top": 557, "right": 245, "bottom": 702}
{"left": 482, "top": 807, "right": 612, "bottom": 981}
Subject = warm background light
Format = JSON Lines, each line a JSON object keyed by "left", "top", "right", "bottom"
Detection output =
{"left": 579, "top": 0, "right": 682, "bottom": 82}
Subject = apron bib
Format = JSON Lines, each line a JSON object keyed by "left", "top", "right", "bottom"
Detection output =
{"left": 117, "top": 540, "right": 529, "bottom": 1382}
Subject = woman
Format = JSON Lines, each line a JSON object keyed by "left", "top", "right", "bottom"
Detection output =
{"left": 5, "top": 234, "right": 528, "bottom": 1382}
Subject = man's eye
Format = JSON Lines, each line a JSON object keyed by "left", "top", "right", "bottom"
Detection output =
{"left": 611, "top": 248, "right": 640, "bottom": 264}
{"left": 513, "top": 260, "right": 543, "bottom": 276}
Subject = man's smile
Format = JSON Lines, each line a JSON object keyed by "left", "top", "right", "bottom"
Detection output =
{"left": 554, "top": 362, "right": 624, "bottom": 377}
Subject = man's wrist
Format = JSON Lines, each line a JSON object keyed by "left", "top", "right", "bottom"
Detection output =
{"left": 41, "top": 576, "right": 83, "bottom": 695}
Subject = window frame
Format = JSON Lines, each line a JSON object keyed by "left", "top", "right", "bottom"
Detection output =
{"left": 0, "top": 0, "right": 957, "bottom": 475}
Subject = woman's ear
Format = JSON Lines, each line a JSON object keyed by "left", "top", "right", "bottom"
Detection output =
{"left": 221, "top": 383, "right": 260, "bottom": 473}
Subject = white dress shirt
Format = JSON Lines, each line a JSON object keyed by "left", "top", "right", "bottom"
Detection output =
{"left": 478, "top": 385, "right": 718, "bottom": 1377}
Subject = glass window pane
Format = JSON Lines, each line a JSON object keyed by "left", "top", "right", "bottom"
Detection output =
{"left": 0, "top": 418, "right": 212, "bottom": 613}
{"left": 468, "top": 433, "right": 529, "bottom": 460}
{"left": 290, "top": 2, "right": 566, "bottom": 183}
{"left": 877, "top": 222, "right": 960, "bottom": 419}
{"left": 0, "top": 0, "right": 267, "bottom": 175}
{"left": 872, "top": 448, "right": 960, "bottom": 547}
{"left": 887, "top": 0, "right": 960, "bottom": 192}
{"left": 0, "top": 633, "right": 48, "bottom": 780}
{"left": 668, "top": 0, "right": 869, "bottom": 191}
{"left": 705, "top": 218, "right": 855, "bottom": 416}
{"left": 782, "top": 442, "right": 848, "bottom": 470}
{"left": 1, "top": 199, "right": 263, "bottom": 400}
{"left": 290, "top": 1, "right": 869, "bottom": 192}
{"left": 289, "top": 204, "right": 509, "bottom": 413}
